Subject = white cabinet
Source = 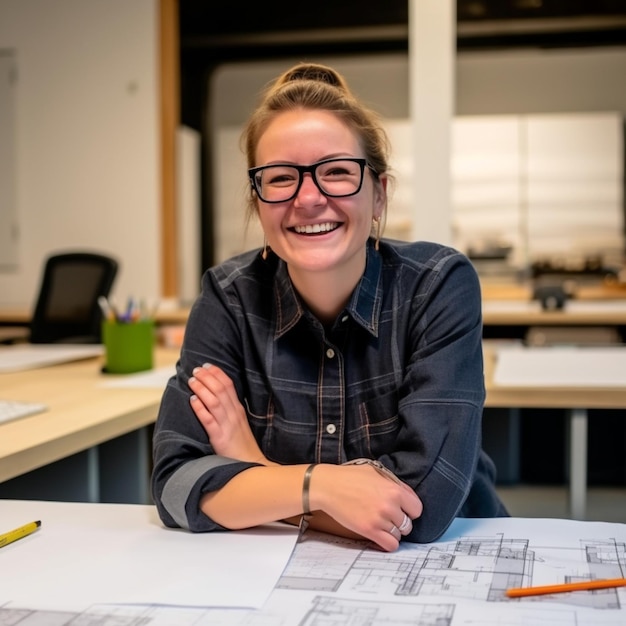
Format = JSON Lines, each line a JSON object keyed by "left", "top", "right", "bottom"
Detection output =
{"left": 451, "top": 117, "right": 525, "bottom": 267}
{"left": 451, "top": 112, "right": 624, "bottom": 272}
{"left": 526, "top": 113, "right": 623, "bottom": 265}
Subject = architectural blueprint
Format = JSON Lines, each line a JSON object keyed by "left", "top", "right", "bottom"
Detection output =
{"left": 2, "top": 517, "right": 625, "bottom": 625}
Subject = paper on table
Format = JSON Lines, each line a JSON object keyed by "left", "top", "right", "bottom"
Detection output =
{"left": 99, "top": 365, "right": 175, "bottom": 388}
{"left": 0, "top": 344, "right": 104, "bottom": 372}
{"left": 481, "top": 300, "right": 543, "bottom": 313}
{"left": 493, "top": 345, "right": 626, "bottom": 387}
{"left": 0, "top": 499, "right": 299, "bottom": 612}
{"left": 565, "top": 300, "right": 626, "bottom": 313}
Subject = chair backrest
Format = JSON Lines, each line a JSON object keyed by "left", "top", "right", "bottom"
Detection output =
{"left": 29, "top": 252, "right": 119, "bottom": 344}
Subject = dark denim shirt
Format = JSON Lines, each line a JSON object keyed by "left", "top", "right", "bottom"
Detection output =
{"left": 151, "top": 238, "right": 507, "bottom": 543}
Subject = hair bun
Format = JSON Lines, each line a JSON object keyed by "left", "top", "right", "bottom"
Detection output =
{"left": 281, "top": 63, "right": 347, "bottom": 90}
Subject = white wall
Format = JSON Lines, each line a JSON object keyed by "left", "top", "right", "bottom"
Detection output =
{"left": 176, "top": 125, "right": 201, "bottom": 304}
{"left": 0, "top": 0, "right": 159, "bottom": 308}
{"left": 0, "top": 50, "right": 17, "bottom": 268}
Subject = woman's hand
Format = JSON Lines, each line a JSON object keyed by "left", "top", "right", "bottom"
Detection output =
{"left": 188, "top": 364, "right": 271, "bottom": 465}
{"left": 308, "top": 463, "right": 423, "bottom": 552}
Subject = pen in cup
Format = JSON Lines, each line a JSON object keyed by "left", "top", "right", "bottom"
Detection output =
{"left": 0, "top": 520, "right": 41, "bottom": 548}
{"left": 99, "top": 296, "right": 157, "bottom": 324}
{"left": 98, "top": 296, "right": 115, "bottom": 321}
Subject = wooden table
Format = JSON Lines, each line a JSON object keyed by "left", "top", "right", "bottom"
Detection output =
{"left": 0, "top": 305, "right": 192, "bottom": 326}
{"left": 2, "top": 338, "right": 624, "bottom": 519}
{"left": 0, "top": 347, "right": 179, "bottom": 503}
{"left": 0, "top": 326, "right": 29, "bottom": 343}
{"left": 483, "top": 343, "right": 626, "bottom": 520}
{"left": 0, "top": 306, "right": 31, "bottom": 325}
{"left": 482, "top": 299, "right": 626, "bottom": 327}
{"left": 4, "top": 298, "right": 625, "bottom": 333}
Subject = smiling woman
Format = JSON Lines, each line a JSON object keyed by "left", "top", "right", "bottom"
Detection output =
{"left": 151, "top": 62, "right": 507, "bottom": 552}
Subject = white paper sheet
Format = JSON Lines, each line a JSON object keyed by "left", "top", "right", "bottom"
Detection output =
{"left": 0, "top": 344, "right": 103, "bottom": 372}
{"left": 493, "top": 345, "right": 626, "bottom": 387}
{"left": 99, "top": 365, "right": 176, "bottom": 388}
{"left": 0, "top": 499, "right": 299, "bottom": 612}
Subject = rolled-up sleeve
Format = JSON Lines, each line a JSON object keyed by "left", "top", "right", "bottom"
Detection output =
{"left": 151, "top": 267, "right": 260, "bottom": 531}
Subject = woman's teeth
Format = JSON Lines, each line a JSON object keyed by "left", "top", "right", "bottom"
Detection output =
{"left": 294, "top": 222, "right": 338, "bottom": 234}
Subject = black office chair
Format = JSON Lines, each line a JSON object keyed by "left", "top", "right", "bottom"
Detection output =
{"left": 29, "top": 252, "right": 119, "bottom": 344}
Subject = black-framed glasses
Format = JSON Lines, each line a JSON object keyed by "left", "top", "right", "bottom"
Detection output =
{"left": 248, "top": 157, "right": 377, "bottom": 204}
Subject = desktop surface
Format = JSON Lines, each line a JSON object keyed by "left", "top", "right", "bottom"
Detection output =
{"left": 1, "top": 499, "right": 625, "bottom": 626}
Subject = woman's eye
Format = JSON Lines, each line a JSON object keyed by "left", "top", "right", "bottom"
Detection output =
{"left": 266, "top": 170, "right": 297, "bottom": 186}
{"left": 321, "top": 166, "right": 350, "bottom": 178}
{"left": 270, "top": 177, "right": 294, "bottom": 187}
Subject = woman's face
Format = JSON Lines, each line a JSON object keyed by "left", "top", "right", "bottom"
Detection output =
{"left": 254, "top": 109, "right": 386, "bottom": 277}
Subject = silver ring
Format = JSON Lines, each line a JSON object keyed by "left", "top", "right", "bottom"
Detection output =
{"left": 388, "top": 524, "right": 401, "bottom": 541}
{"left": 398, "top": 514, "right": 412, "bottom": 534}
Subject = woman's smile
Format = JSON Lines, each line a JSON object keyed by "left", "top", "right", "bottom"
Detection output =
{"left": 291, "top": 222, "right": 341, "bottom": 235}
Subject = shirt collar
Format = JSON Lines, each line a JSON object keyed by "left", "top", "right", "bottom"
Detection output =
{"left": 346, "top": 240, "right": 383, "bottom": 336}
{"left": 272, "top": 239, "right": 383, "bottom": 338}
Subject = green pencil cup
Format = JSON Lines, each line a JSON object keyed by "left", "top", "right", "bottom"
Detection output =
{"left": 102, "top": 320, "right": 155, "bottom": 374}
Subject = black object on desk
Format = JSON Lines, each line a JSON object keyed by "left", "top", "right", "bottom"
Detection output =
{"left": 532, "top": 284, "right": 568, "bottom": 311}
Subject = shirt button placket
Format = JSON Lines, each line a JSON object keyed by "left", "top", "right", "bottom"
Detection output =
{"left": 320, "top": 342, "right": 342, "bottom": 462}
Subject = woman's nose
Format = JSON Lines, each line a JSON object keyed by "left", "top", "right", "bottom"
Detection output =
{"left": 294, "top": 173, "right": 325, "bottom": 206}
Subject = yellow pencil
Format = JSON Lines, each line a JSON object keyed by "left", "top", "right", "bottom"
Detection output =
{"left": 0, "top": 520, "right": 41, "bottom": 548}
{"left": 506, "top": 577, "right": 626, "bottom": 598}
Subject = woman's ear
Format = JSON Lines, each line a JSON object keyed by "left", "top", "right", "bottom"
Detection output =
{"left": 373, "top": 174, "right": 388, "bottom": 219}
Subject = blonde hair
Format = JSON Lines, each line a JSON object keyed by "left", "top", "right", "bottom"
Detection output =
{"left": 241, "top": 62, "right": 391, "bottom": 222}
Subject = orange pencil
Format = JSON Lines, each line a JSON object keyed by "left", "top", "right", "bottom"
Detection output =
{"left": 506, "top": 578, "right": 626, "bottom": 598}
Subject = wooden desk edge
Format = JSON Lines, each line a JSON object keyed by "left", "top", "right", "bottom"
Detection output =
{"left": 0, "top": 403, "right": 160, "bottom": 483}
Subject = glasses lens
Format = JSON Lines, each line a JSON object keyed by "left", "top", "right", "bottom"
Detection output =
{"left": 254, "top": 165, "right": 300, "bottom": 203}
{"left": 315, "top": 160, "right": 363, "bottom": 197}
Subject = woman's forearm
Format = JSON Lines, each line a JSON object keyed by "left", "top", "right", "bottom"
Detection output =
{"left": 199, "top": 462, "right": 422, "bottom": 553}
{"left": 200, "top": 464, "right": 310, "bottom": 529}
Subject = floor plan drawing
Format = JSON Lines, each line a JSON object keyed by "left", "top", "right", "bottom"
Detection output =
{"left": 298, "top": 596, "right": 455, "bottom": 626}
{"left": 279, "top": 527, "right": 626, "bottom": 611}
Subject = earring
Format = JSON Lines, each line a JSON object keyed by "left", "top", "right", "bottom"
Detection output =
{"left": 261, "top": 238, "right": 268, "bottom": 260}
{"left": 373, "top": 217, "right": 381, "bottom": 251}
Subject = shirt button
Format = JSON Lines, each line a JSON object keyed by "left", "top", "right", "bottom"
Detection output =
{"left": 326, "top": 348, "right": 335, "bottom": 359}
{"left": 341, "top": 315, "right": 349, "bottom": 322}
{"left": 326, "top": 424, "right": 337, "bottom": 435}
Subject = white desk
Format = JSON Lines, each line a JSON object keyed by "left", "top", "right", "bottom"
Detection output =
{"left": 484, "top": 343, "right": 626, "bottom": 520}
{"left": 2, "top": 499, "right": 625, "bottom": 626}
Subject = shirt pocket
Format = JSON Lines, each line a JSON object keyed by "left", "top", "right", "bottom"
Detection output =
{"left": 345, "top": 388, "right": 400, "bottom": 459}
{"left": 245, "top": 385, "right": 319, "bottom": 464}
